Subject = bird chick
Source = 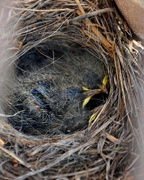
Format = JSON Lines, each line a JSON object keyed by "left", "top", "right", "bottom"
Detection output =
{"left": 7, "top": 48, "right": 106, "bottom": 136}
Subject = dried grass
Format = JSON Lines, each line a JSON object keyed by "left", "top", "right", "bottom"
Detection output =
{"left": 0, "top": 0, "right": 143, "bottom": 179}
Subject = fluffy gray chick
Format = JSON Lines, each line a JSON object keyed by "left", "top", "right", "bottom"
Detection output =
{"left": 8, "top": 50, "right": 106, "bottom": 136}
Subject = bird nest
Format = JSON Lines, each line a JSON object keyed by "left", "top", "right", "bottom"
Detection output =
{"left": 0, "top": 0, "right": 143, "bottom": 179}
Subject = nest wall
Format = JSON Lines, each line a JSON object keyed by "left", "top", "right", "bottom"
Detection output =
{"left": 0, "top": 0, "right": 143, "bottom": 179}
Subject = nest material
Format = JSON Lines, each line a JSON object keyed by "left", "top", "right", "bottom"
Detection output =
{"left": 0, "top": 0, "right": 143, "bottom": 179}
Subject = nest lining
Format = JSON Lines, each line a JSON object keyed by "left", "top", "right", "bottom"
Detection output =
{"left": 0, "top": 0, "right": 142, "bottom": 179}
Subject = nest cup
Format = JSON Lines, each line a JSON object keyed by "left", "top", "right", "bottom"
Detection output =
{"left": 0, "top": 0, "right": 142, "bottom": 179}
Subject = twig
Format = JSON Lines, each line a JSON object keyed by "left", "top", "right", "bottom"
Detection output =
{"left": 8, "top": 7, "right": 73, "bottom": 12}
{"left": 69, "top": 8, "right": 113, "bottom": 23}
{"left": 0, "top": 111, "right": 24, "bottom": 118}
{"left": 0, "top": 146, "right": 33, "bottom": 170}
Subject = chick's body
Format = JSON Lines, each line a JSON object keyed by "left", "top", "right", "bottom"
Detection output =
{"left": 8, "top": 50, "right": 105, "bottom": 135}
